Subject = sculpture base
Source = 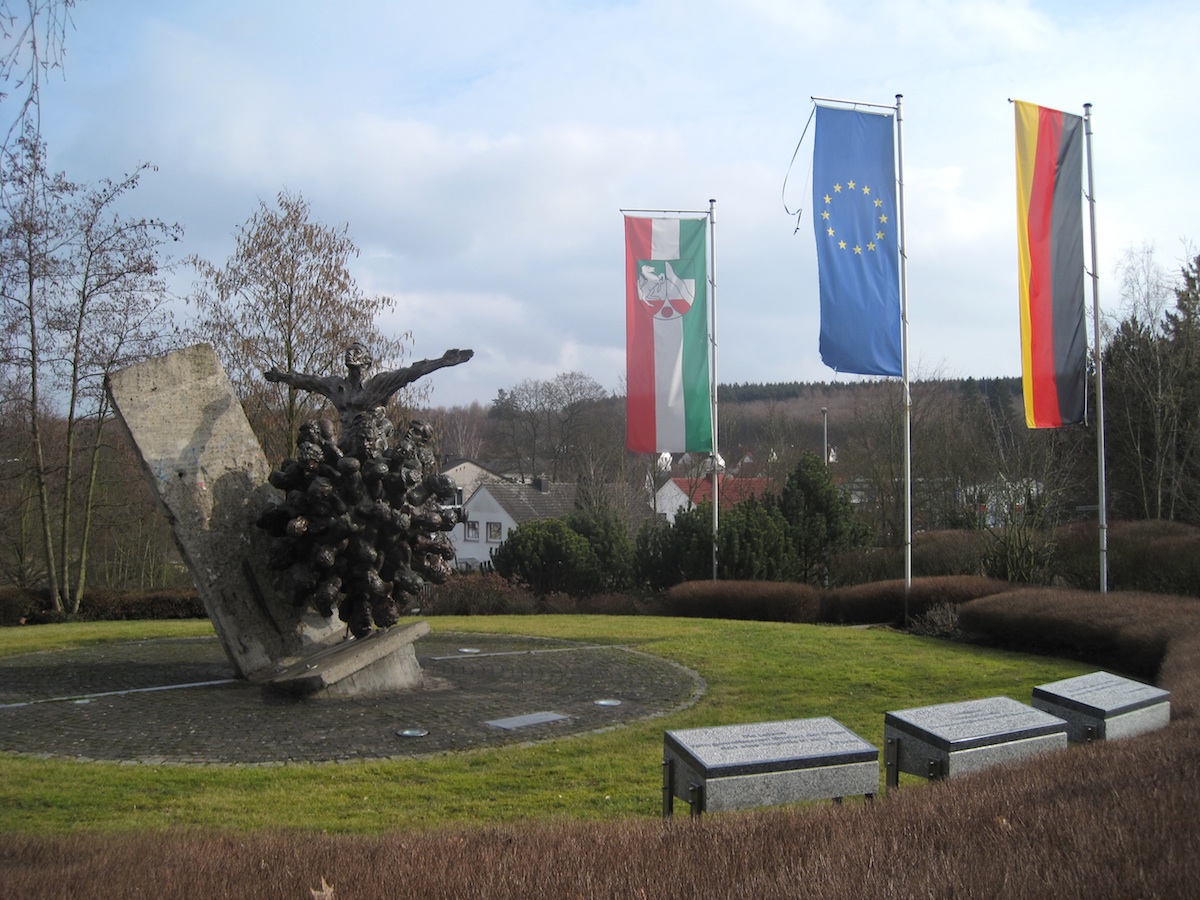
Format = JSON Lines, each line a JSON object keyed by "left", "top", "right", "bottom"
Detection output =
{"left": 256, "top": 620, "right": 430, "bottom": 699}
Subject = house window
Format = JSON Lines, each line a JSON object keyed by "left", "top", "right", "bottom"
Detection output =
{"left": 486, "top": 522, "right": 503, "bottom": 542}
{"left": 464, "top": 521, "right": 479, "bottom": 541}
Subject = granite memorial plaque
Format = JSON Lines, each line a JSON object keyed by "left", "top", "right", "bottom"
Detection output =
{"left": 486, "top": 711, "right": 570, "bottom": 730}
{"left": 662, "top": 717, "right": 878, "bottom": 816}
{"left": 884, "top": 696, "right": 1067, "bottom": 790}
{"left": 1032, "top": 671, "right": 1170, "bottom": 743}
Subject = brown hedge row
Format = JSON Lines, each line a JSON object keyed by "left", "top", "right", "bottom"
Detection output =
{"left": 659, "top": 575, "right": 1014, "bottom": 626}
{"left": 0, "top": 587, "right": 206, "bottom": 625}
{"left": 662, "top": 580, "right": 821, "bottom": 623}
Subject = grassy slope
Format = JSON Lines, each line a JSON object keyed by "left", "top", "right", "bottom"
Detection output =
{"left": 0, "top": 616, "right": 1091, "bottom": 834}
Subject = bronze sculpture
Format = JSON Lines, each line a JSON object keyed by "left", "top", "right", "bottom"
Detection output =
{"left": 257, "top": 343, "right": 473, "bottom": 637}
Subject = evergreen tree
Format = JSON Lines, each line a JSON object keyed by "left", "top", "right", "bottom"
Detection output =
{"left": 773, "top": 450, "right": 869, "bottom": 585}
{"left": 565, "top": 506, "right": 633, "bottom": 592}
{"left": 490, "top": 518, "right": 602, "bottom": 596}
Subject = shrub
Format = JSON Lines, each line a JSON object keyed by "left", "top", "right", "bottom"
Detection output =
{"left": 421, "top": 572, "right": 538, "bottom": 615}
{"left": 911, "top": 529, "right": 988, "bottom": 577}
{"left": 958, "top": 587, "right": 1200, "bottom": 680}
{"left": 0, "top": 587, "right": 40, "bottom": 626}
{"left": 564, "top": 507, "right": 635, "bottom": 592}
{"left": 491, "top": 519, "right": 603, "bottom": 596}
{"left": 634, "top": 507, "right": 716, "bottom": 591}
{"left": 821, "top": 575, "right": 1014, "bottom": 626}
{"left": 0, "top": 587, "right": 206, "bottom": 625}
{"left": 70, "top": 589, "right": 207, "bottom": 621}
{"left": 774, "top": 451, "right": 870, "bottom": 585}
{"left": 574, "top": 592, "right": 645, "bottom": 616}
{"left": 1054, "top": 520, "right": 1200, "bottom": 595}
{"left": 907, "top": 601, "right": 962, "bottom": 638}
{"left": 663, "top": 580, "right": 820, "bottom": 623}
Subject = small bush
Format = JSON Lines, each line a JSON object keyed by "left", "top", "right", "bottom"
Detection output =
{"left": 0, "top": 587, "right": 206, "bottom": 625}
{"left": 911, "top": 529, "right": 988, "bottom": 577}
{"left": 663, "top": 580, "right": 820, "bottom": 623}
{"left": 830, "top": 546, "right": 903, "bottom": 586}
{"left": 71, "top": 589, "right": 206, "bottom": 621}
{"left": 0, "top": 587, "right": 40, "bottom": 626}
{"left": 821, "top": 575, "right": 1014, "bottom": 625}
{"left": 1055, "top": 520, "right": 1200, "bottom": 595}
{"left": 421, "top": 572, "right": 539, "bottom": 615}
{"left": 907, "top": 601, "right": 963, "bottom": 639}
{"left": 574, "top": 592, "right": 645, "bottom": 616}
{"left": 958, "top": 587, "right": 1200, "bottom": 680}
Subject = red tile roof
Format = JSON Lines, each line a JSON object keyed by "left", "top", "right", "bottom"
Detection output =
{"left": 672, "top": 475, "right": 771, "bottom": 506}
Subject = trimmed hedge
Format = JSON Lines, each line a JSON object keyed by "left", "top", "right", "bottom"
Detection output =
{"left": 0, "top": 587, "right": 205, "bottom": 625}
{"left": 958, "top": 587, "right": 1200, "bottom": 684}
{"left": 820, "top": 575, "right": 1016, "bottom": 625}
{"left": 662, "top": 580, "right": 821, "bottom": 623}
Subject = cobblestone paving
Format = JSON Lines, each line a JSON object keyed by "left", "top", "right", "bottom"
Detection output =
{"left": 0, "top": 632, "right": 704, "bottom": 765}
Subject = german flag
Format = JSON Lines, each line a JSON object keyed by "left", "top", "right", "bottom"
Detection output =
{"left": 1014, "top": 100, "right": 1086, "bottom": 428}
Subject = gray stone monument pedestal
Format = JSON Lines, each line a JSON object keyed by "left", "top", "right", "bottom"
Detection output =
{"left": 1032, "top": 671, "right": 1170, "bottom": 743}
{"left": 884, "top": 696, "right": 1067, "bottom": 792}
{"left": 258, "top": 620, "right": 429, "bottom": 698}
{"left": 662, "top": 717, "right": 879, "bottom": 816}
{"left": 106, "top": 344, "right": 428, "bottom": 698}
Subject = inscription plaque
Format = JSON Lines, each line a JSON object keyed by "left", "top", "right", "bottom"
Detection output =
{"left": 1032, "top": 671, "right": 1170, "bottom": 743}
{"left": 884, "top": 696, "right": 1067, "bottom": 790}
{"left": 662, "top": 717, "right": 878, "bottom": 816}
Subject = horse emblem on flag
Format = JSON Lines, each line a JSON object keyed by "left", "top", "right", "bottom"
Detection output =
{"left": 636, "top": 260, "right": 694, "bottom": 320}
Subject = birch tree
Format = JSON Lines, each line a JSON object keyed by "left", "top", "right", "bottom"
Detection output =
{"left": 0, "top": 130, "right": 180, "bottom": 611}
{"left": 189, "top": 190, "right": 412, "bottom": 462}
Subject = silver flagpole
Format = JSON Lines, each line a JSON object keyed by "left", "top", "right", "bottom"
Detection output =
{"left": 1084, "top": 103, "right": 1108, "bottom": 593}
{"left": 896, "top": 94, "right": 913, "bottom": 618}
{"left": 709, "top": 198, "right": 719, "bottom": 581}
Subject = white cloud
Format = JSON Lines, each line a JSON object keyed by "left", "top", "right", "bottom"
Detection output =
{"left": 29, "top": 0, "right": 1200, "bottom": 408}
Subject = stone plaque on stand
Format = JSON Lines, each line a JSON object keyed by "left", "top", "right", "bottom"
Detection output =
{"left": 884, "top": 696, "right": 1067, "bottom": 791}
{"left": 1032, "top": 671, "right": 1170, "bottom": 743}
{"left": 662, "top": 717, "right": 878, "bottom": 817}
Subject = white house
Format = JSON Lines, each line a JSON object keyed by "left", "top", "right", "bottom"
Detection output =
{"left": 652, "top": 475, "right": 772, "bottom": 525}
{"left": 438, "top": 458, "right": 505, "bottom": 506}
{"left": 450, "top": 476, "right": 579, "bottom": 570}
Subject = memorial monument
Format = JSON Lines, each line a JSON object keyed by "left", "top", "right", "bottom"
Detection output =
{"left": 106, "top": 341, "right": 472, "bottom": 698}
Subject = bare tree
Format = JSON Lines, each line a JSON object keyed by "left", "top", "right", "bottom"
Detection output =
{"left": 0, "top": 130, "right": 180, "bottom": 611}
{"left": 0, "top": 0, "right": 76, "bottom": 145}
{"left": 486, "top": 372, "right": 610, "bottom": 482}
{"left": 1103, "top": 245, "right": 1193, "bottom": 520}
{"left": 189, "top": 190, "right": 414, "bottom": 462}
{"left": 429, "top": 401, "right": 488, "bottom": 460}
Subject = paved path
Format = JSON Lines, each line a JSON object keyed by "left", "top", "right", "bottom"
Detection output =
{"left": 0, "top": 631, "right": 704, "bottom": 765}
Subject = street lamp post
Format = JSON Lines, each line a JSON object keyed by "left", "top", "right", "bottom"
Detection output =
{"left": 821, "top": 407, "right": 828, "bottom": 467}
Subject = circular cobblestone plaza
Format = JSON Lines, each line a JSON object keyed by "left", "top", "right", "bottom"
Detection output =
{"left": 0, "top": 631, "right": 705, "bottom": 764}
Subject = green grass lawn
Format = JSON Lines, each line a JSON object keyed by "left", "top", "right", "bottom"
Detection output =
{"left": 0, "top": 616, "right": 1092, "bottom": 834}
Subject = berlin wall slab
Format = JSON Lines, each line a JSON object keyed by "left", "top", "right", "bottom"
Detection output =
{"left": 106, "top": 344, "right": 346, "bottom": 679}
{"left": 1032, "top": 671, "right": 1171, "bottom": 743}
{"left": 884, "top": 696, "right": 1067, "bottom": 790}
{"left": 662, "top": 717, "right": 878, "bottom": 816}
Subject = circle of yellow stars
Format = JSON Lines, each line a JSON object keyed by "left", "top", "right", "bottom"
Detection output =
{"left": 821, "top": 179, "right": 889, "bottom": 255}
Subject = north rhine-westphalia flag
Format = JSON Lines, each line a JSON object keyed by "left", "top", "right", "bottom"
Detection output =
{"left": 812, "top": 105, "right": 902, "bottom": 376}
{"left": 624, "top": 215, "right": 712, "bottom": 453}
{"left": 1014, "top": 100, "right": 1086, "bottom": 428}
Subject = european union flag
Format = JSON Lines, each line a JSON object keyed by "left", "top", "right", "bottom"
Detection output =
{"left": 812, "top": 105, "right": 902, "bottom": 376}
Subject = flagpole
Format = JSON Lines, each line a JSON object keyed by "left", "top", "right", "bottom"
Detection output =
{"left": 896, "top": 94, "right": 913, "bottom": 620}
{"left": 1083, "top": 103, "right": 1109, "bottom": 593}
{"left": 708, "top": 198, "right": 719, "bottom": 581}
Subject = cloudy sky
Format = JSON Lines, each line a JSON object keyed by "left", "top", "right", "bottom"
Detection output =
{"left": 32, "top": 0, "right": 1200, "bottom": 407}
